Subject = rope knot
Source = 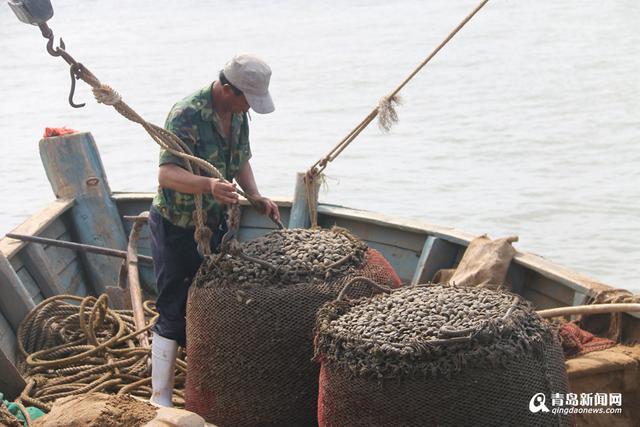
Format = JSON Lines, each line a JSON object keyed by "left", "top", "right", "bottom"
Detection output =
{"left": 93, "top": 84, "right": 122, "bottom": 106}
{"left": 227, "top": 204, "right": 241, "bottom": 232}
{"left": 194, "top": 226, "right": 213, "bottom": 247}
{"left": 377, "top": 94, "right": 402, "bottom": 132}
{"left": 194, "top": 226, "right": 212, "bottom": 242}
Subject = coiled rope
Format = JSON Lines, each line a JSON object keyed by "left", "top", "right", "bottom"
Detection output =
{"left": 15, "top": 294, "right": 186, "bottom": 419}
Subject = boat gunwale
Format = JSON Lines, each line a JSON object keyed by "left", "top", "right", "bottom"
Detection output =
{"left": 0, "top": 198, "right": 75, "bottom": 260}
{"left": 0, "top": 193, "right": 624, "bottom": 310}
{"left": 110, "top": 192, "right": 619, "bottom": 299}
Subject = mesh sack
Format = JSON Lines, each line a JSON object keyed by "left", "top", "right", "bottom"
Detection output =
{"left": 314, "top": 284, "right": 571, "bottom": 427}
{"left": 185, "top": 228, "right": 401, "bottom": 426}
{"left": 557, "top": 321, "right": 616, "bottom": 358}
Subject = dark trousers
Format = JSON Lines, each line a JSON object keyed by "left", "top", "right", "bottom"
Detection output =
{"left": 149, "top": 207, "right": 226, "bottom": 347}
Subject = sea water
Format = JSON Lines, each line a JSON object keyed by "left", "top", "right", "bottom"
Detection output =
{"left": 0, "top": 0, "right": 638, "bottom": 291}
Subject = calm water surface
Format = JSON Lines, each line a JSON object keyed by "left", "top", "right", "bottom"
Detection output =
{"left": 1, "top": 1, "right": 638, "bottom": 291}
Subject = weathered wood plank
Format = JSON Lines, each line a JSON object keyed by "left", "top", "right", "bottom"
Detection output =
{"left": 58, "top": 260, "right": 89, "bottom": 296}
{"left": 117, "top": 202, "right": 156, "bottom": 223}
{"left": 119, "top": 218, "right": 155, "bottom": 292}
{"left": 506, "top": 262, "right": 528, "bottom": 296}
{"left": 317, "top": 204, "right": 477, "bottom": 246}
{"left": 318, "top": 215, "right": 427, "bottom": 253}
{"left": 21, "top": 243, "right": 66, "bottom": 298}
{"left": 0, "top": 199, "right": 74, "bottom": 260}
{"left": 569, "top": 291, "right": 589, "bottom": 321}
{"left": 15, "top": 267, "right": 44, "bottom": 303}
{"left": 411, "top": 236, "right": 462, "bottom": 285}
{"left": 0, "top": 347, "right": 24, "bottom": 401}
{"left": 0, "top": 252, "right": 35, "bottom": 332}
{"left": 241, "top": 206, "right": 291, "bottom": 231}
{"left": 126, "top": 214, "right": 150, "bottom": 348}
{"left": 41, "top": 215, "right": 70, "bottom": 241}
{"left": 118, "top": 205, "right": 175, "bottom": 287}
{"left": 6, "top": 224, "right": 75, "bottom": 273}
{"left": 513, "top": 251, "right": 612, "bottom": 297}
{"left": 365, "top": 242, "right": 420, "bottom": 284}
{"left": 527, "top": 273, "right": 576, "bottom": 306}
{"left": 44, "top": 240, "right": 78, "bottom": 277}
{"left": 9, "top": 255, "right": 24, "bottom": 273}
{"left": 289, "top": 172, "right": 320, "bottom": 229}
{"left": 522, "top": 287, "right": 567, "bottom": 310}
{"left": 40, "top": 132, "right": 129, "bottom": 295}
{"left": 0, "top": 312, "right": 16, "bottom": 364}
{"left": 572, "top": 291, "right": 588, "bottom": 306}
{"left": 237, "top": 227, "right": 274, "bottom": 242}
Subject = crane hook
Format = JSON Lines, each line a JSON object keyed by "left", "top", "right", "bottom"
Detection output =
{"left": 39, "top": 23, "right": 85, "bottom": 108}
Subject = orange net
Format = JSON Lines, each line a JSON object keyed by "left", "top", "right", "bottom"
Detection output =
{"left": 558, "top": 322, "right": 616, "bottom": 358}
{"left": 43, "top": 127, "right": 78, "bottom": 137}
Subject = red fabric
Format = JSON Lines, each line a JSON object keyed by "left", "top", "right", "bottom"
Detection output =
{"left": 366, "top": 248, "right": 403, "bottom": 289}
{"left": 558, "top": 322, "right": 616, "bottom": 358}
{"left": 317, "top": 362, "right": 328, "bottom": 427}
{"left": 43, "top": 127, "right": 78, "bottom": 137}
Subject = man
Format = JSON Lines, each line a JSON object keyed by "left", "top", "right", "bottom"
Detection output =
{"left": 148, "top": 53, "right": 280, "bottom": 407}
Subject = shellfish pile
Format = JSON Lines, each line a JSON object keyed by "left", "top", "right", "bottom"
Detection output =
{"left": 197, "top": 228, "right": 368, "bottom": 288}
{"left": 314, "top": 284, "right": 553, "bottom": 379}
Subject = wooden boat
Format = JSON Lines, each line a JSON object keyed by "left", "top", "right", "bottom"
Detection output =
{"left": 1, "top": 132, "right": 638, "bottom": 426}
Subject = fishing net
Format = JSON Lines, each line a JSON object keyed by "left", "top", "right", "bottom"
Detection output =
{"left": 556, "top": 321, "right": 616, "bottom": 358}
{"left": 314, "top": 284, "right": 571, "bottom": 427}
{"left": 185, "top": 228, "right": 401, "bottom": 426}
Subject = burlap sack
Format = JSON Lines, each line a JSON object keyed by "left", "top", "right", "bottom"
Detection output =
{"left": 434, "top": 234, "right": 518, "bottom": 290}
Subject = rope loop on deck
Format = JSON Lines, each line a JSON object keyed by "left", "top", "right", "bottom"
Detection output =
{"left": 16, "top": 294, "right": 186, "bottom": 414}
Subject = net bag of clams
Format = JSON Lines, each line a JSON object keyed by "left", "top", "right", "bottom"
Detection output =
{"left": 314, "top": 284, "right": 571, "bottom": 427}
{"left": 185, "top": 228, "right": 401, "bottom": 426}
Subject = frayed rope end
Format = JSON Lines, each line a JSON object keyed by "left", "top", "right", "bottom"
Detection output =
{"left": 377, "top": 94, "right": 402, "bottom": 132}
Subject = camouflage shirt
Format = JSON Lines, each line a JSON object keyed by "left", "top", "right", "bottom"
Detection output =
{"left": 152, "top": 83, "right": 252, "bottom": 228}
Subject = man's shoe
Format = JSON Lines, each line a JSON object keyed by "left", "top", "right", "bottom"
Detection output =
{"left": 150, "top": 332, "right": 178, "bottom": 407}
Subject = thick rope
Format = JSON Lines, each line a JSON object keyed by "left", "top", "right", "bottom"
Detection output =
{"left": 582, "top": 289, "right": 640, "bottom": 342}
{"left": 16, "top": 294, "right": 186, "bottom": 412}
{"left": 304, "top": 0, "right": 490, "bottom": 227}
{"left": 65, "top": 64, "right": 272, "bottom": 254}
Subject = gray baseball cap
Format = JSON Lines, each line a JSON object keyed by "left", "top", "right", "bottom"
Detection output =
{"left": 223, "top": 54, "right": 275, "bottom": 114}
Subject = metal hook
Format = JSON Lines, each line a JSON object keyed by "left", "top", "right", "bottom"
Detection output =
{"left": 41, "top": 24, "right": 61, "bottom": 57}
{"left": 39, "top": 23, "right": 85, "bottom": 108}
{"left": 68, "top": 65, "right": 85, "bottom": 108}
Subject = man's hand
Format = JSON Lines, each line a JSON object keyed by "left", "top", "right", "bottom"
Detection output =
{"left": 209, "top": 179, "right": 239, "bottom": 205}
{"left": 254, "top": 196, "right": 281, "bottom": 222}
